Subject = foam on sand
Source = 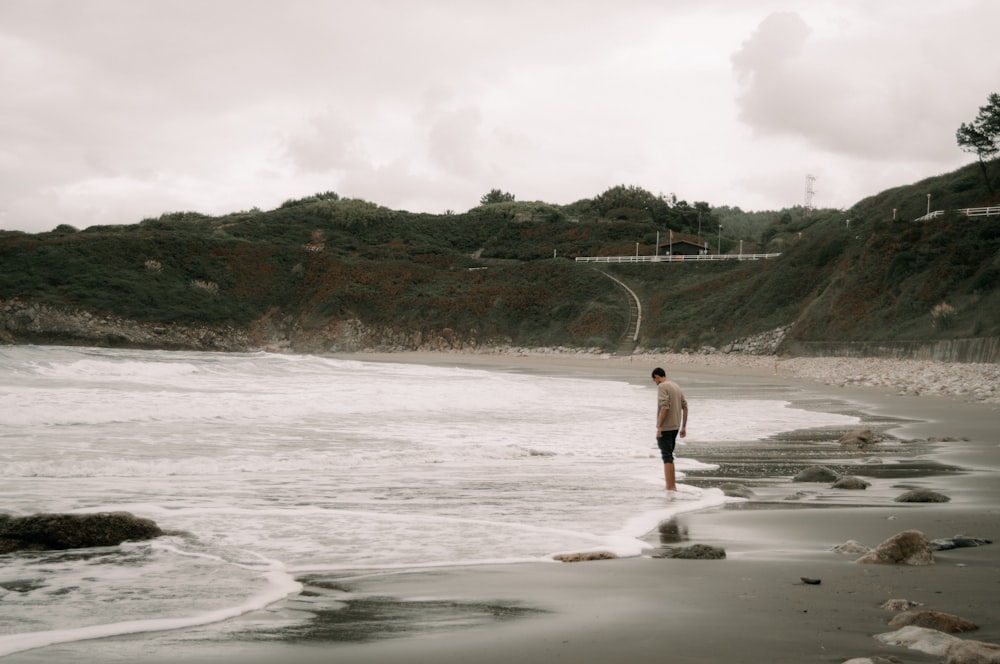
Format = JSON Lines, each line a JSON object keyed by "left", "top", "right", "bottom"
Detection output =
{"left": 0, "top": 570, "right": 302, "bottom": 658}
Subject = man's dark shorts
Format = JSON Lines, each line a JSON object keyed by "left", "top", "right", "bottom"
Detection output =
{"left": 657, "top": 430, "right": 679, "bottom": 463}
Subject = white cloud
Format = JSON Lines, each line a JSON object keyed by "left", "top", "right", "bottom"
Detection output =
{"left": 732, "top": 4, "right": 999, "bottom": 165}
{"left": 1, "top": 0, "right": 998, "bottom": 232}
{"left": 285, "top": 106, "right": 367, "bottom": 173}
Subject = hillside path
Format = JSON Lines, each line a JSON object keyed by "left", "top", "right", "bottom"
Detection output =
{"left": 593, "top": 269, "right": 641, "bottom": 355}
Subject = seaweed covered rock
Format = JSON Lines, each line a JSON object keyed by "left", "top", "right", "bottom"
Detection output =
{"left": 553, "top": 551, "right": 618, "bottom": 562}
{"left": 895, "top": 489, "right": 951, "bottom": 503}
{"left": 654, "top": 544, "right": 726, "bottom": 560}
{"left": 0, "top": 512, "right": 164, "bottom": 554}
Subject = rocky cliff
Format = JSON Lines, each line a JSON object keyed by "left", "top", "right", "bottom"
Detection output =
{"left": 1, "top": 298, "right": 254, "bottom": 351}
{"left": 0, "top": 298, "right": 505, "bottom": 354}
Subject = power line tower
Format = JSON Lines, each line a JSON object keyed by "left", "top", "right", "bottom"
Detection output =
{"left": 804, "top": 174, "right": 816, "bottom": 210}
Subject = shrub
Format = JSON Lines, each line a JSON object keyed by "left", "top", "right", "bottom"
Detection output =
{"left": 930, "top": 301, "right": 956, "bottom": 329}
{"left": 190, "top": 280, "right": 219, "bottom": 294}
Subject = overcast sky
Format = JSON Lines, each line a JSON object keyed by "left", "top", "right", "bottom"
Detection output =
{"left": 2, "top": 0, "right": 998, "bottom": 233}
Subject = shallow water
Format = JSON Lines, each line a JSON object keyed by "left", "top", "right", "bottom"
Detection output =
{"left": 0, "top": 345, "right": 860, "bottom": 658}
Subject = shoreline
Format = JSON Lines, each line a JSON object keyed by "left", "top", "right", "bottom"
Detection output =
{"left": 265, "top": 351, "right": 1000, "bottom": 664}
{"left": 9, "top": 348, "right": 998, "bottom": 664}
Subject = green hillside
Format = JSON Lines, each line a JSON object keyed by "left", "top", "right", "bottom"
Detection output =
{"left": 1, "top": 163, "right": 999, "bottom": 354}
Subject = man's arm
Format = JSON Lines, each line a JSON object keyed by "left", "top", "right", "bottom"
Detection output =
{"left": 656, "top": 406, "right": 668, "bottom": 434}
{"left": 679, "top": 405, "right": 688, "bottom": 438}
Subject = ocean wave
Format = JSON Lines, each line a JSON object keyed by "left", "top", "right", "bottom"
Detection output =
{"left": 0, "top": 567, "right": 300, "bottom": 658}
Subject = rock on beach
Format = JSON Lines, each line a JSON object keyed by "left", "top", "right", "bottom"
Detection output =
{"left": 881, "top": 599, "right": 924, "bottom": 611}
{"left": 932, "top": 535, "right": 993, "bottom": 550}
{"left": 553, "top": 551, "right": 618, "bottom": 562}
{"left": 878, "top": 628, "right": 1000, "bottom": 663}
{"left": 895, "top": 489, "right": 951, "bottom": 503}
{"left": 875, "top": 626, "right": 961, "bottom": 656}
{"left": 946, "top": 640, "right": 1000, "bottom": 664}
{"left": 888, "top": 610, "right": 978, "bottom": 633}
{"left": 832, "top": 540, "right": 872, "bottom": 554}
{"left": 856, "top": 530, "right": 934, "bottom": 566}
{"left": 654, "top": 544, "right": 727, "bottom": 560}
{"left": 839, "top": 429, "right": 882, "bottom": 449}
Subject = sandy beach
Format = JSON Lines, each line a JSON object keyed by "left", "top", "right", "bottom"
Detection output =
{"left": 177, "top": 350, "right": 993, "bottom": 664}
{"left": 16, "top": 350, "right": 992, "bottom": 664}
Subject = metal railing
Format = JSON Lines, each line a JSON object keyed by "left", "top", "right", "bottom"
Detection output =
{"left": 914, "top": 205, "right": 1000, "bottom": 222}
{"left": 575, "top": 253, "right": 781, "bottom": 264}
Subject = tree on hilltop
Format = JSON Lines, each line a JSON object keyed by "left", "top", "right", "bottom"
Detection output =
{"left": 592, "top": 185, "right": 677, "bottom": 226}
{"left": 956, "top": 92, "right": 1000, "bottom": 193}
{"left": 593, "top": 185, "right": 662, "bottom": 215}
{"left": 480, "top": 189, "right": 516, "bottom": 205}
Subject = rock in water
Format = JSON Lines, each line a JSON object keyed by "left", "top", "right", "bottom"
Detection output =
{"left": 0, "top": 512, "right": 164, "bottom": 553}
{"left": 832, "top": 476, "right": 871, "bottom": 490}
{"left": 856, "top": 530, "right": 934, "bottom": 566}
{"left": 718, "top": 482, "right": 755, "bottom": 499}
{"left": 793, "top": 465, "right": 840, "bottom": 482}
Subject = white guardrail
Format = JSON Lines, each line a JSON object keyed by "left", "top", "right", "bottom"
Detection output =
{"left": 577, "top": 205, "right": 999, "bottom": 264}
{"left": 575, "top": 253, "right": 781, "bottom": 263}
{"left": 914, "top": 205, "right": 1000, "bottom": 222}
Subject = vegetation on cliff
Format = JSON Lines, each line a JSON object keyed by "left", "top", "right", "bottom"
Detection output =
{"left": 1, "top": 159, "right": 999, "bottom": 353}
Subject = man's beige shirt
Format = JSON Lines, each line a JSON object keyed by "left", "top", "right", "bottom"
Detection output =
{"left": 657, "top": 380, "right": 687, "bottom": 430}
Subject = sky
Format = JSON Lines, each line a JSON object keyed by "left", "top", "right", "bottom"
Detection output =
{"left": 2, "top": 0, "right": 999, "bottom": 234}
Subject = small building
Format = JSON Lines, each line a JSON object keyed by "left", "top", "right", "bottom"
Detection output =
{"left": 657, "top": 232, "right": 710, "bottom": 256}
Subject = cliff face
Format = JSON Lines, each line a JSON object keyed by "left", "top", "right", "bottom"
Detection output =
{"left": 5, "top": 298, "right": 999, "bottom": 362}
{"left": 1, "top": 298, "right": 254, "bottom": 351}
{"left": 0, "top": 298, "right": 503, "bottom": 354}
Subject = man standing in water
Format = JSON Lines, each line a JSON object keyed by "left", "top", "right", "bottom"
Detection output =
{"left": 652, "top": 367, "right": 688, "bottom": 494}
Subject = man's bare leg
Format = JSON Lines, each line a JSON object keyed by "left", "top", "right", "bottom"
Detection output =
{"left": 664, "top": 462, "right": 677, "bottom": 492}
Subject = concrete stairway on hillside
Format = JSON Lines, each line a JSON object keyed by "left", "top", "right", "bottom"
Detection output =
{"left": 592, "top": 269, "right": 641, "bottom": 356}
